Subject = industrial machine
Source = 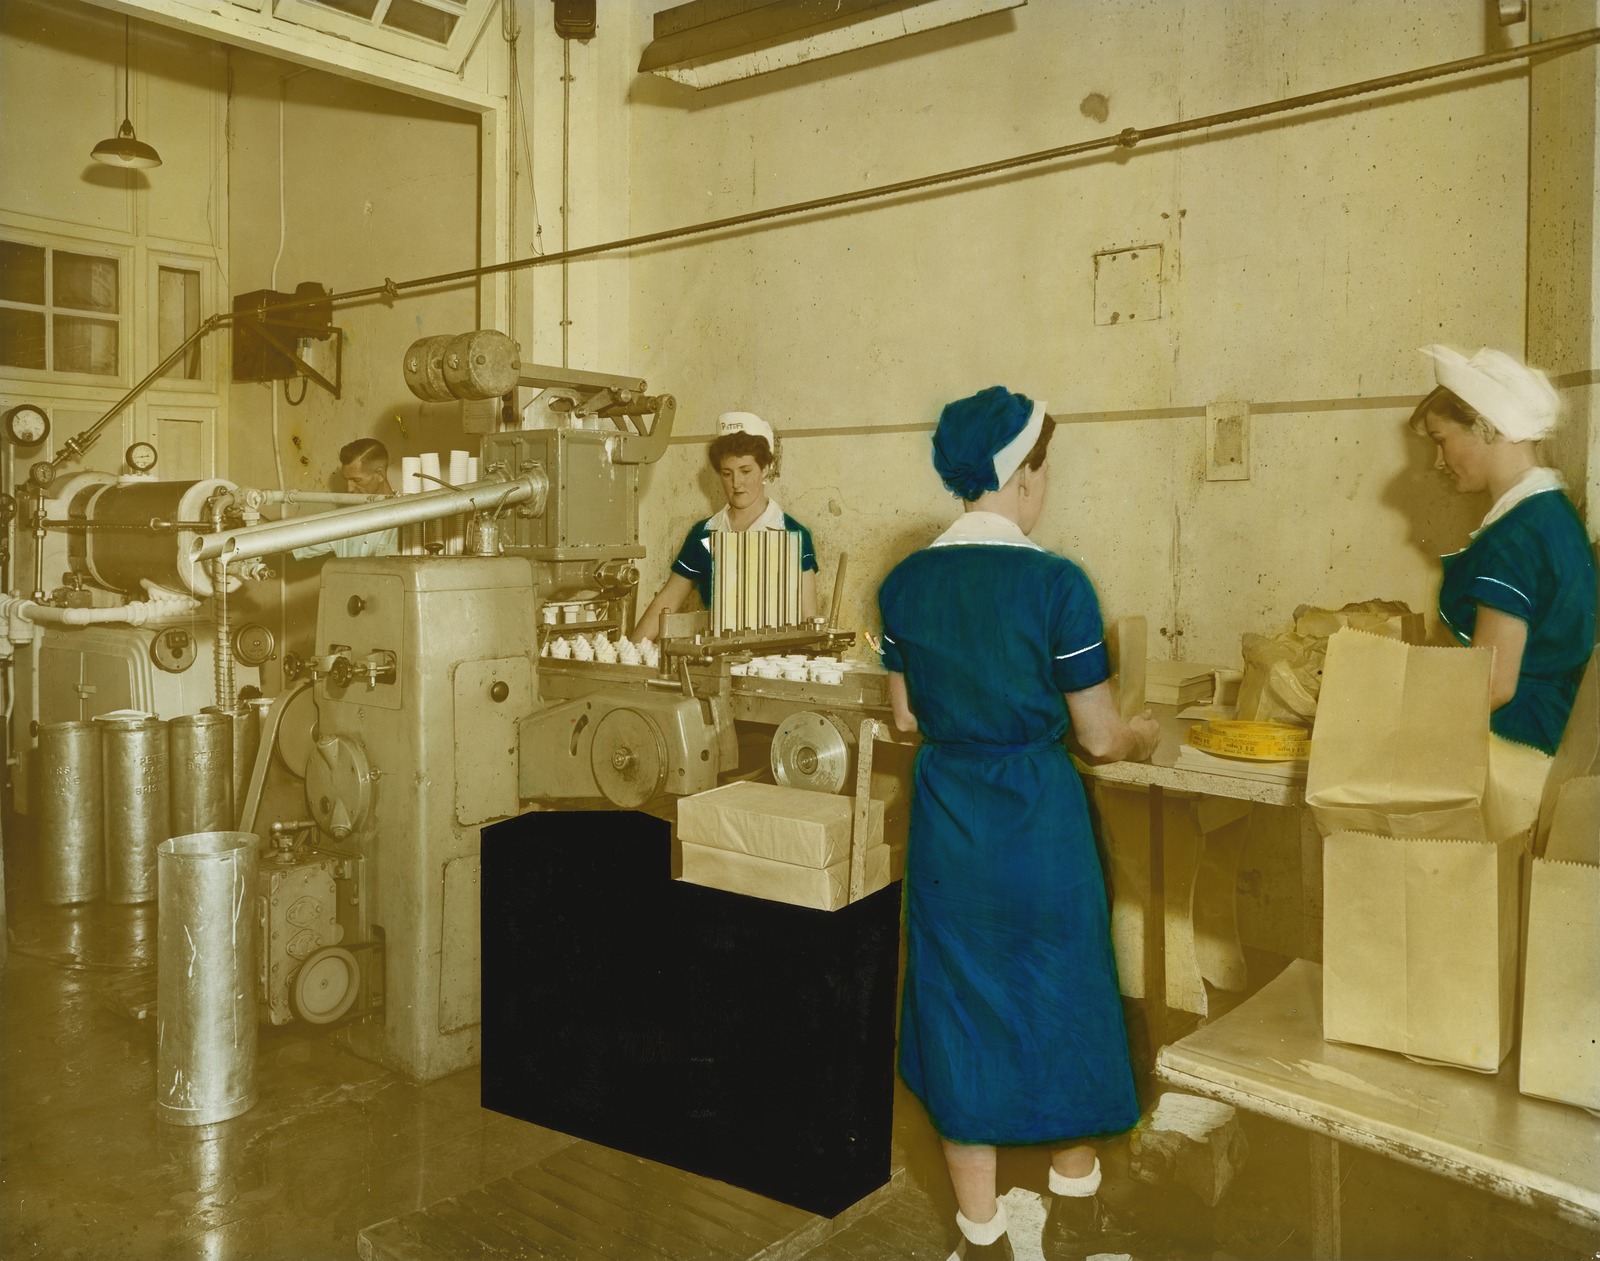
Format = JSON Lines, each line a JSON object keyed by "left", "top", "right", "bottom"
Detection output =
{"left": 3, "top": 331, "right": 898, "bottom": 1083}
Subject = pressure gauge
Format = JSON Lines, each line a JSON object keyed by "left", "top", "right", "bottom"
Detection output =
{"left": 4, "top": 404, "right": 50, "bottom": 446}
{"left": 232, "top": 622, "right": 277, "bottom": 668}
{"left": 125, "top": 441, "right": 158, "bottom": 474}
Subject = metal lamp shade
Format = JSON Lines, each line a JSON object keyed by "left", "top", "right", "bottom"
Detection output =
{"left": 91, "top": 119, "right": 161, "bottom": 169}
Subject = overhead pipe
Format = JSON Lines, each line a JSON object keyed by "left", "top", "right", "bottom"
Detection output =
{"left": 29, "top": 26, "right": 1598, "bottom": 480}
{"left": 187, "top": 474, "right": 545, "bottom": 567}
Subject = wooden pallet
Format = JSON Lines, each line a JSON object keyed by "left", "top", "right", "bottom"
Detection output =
{"left": 358, "top": 1138, "right": 902, "bottom": 1261}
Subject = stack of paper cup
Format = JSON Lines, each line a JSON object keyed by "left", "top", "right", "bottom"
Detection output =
{"left": 400, "top": 457, "right": 422, "bottom": 555}
{"left": 447, "top": 451, "right": 470, "bottom": 554}
{"left": 418, "top": 453, "right": 442, "bottom": 553}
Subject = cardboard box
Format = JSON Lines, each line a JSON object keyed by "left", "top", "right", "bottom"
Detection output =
{"left": 676, "top": 781, "right": 884, "bottom": 866}
{"left": 679, "top": 840, "right": 893, "bottom": 911}
{"left": 1323, "top": 828, "right": 1522, "bottom": 1071}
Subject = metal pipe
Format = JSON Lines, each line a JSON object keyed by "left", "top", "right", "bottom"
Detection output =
{"left": 234, "top": 26, "right": 1600, "bottom": 310}
{"left": 189, "top": 475, "right": 542, "bottom": 565}
{"left": 250, "top": 490, "right": 386, "bottom": 506}
{"left": 27, "top": 26, "right": 1596, "bottom": 481}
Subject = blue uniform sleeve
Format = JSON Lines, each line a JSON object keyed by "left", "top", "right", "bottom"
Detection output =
{"left": 1049, "top": 562, "right": 1109, "bottom": 693}
{"left": 671, "top": 521, "right": 710, "bottom": 580}
{"left": 782, "top": 515, "right": 819, "bottom": 573}
{"left": 1464, "top": 525, "right": 1544, "bottom": 624}
{"left": 876, "top": 574, "right": 906, "bottom": 673}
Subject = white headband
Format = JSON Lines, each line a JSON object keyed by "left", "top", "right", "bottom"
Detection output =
{"left": 1421, "top": 345, "right": 1560, "bottom": 442}
{"left": 717, "top": 411, "right": 776, "bottom": 449}
{"left": 992, "top": 399, "right": 1048, "bottom": 489}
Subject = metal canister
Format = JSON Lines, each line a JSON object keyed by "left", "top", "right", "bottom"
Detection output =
{"left": 37, "top": 721, "right": 103, "bottom": 905}
{"left": 156, "top": 831, "right": 259, "bottom": 1126}
{"left": 98, "top": 714, "right": 169, "bottom": 905}
{"left": 170, "top": 712, "right": 234, "bottom": 836}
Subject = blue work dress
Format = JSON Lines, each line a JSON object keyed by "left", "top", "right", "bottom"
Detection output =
{"left": 1438, "top": 487, "right": 1597, "bottom": 754}
{"left": 877, "top": 532, "right": 1140, "bottom": 1146}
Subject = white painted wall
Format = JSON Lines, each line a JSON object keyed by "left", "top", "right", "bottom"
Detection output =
{"left": 621, "top": 0, "right": 1532, "bottom": 668}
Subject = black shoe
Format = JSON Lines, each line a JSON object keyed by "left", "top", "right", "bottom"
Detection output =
{"left": 1041, "top": 1192, "right": 1132, "bottom": 1261}
{"left": 951, "top": 1233, "right": 1014, "bottom": 1261}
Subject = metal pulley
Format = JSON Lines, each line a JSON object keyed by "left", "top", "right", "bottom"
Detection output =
{"left": 770, "top": 710, "right": 855, "bottom": 794}
{"left": 305, "top": 733, "right": 373, "bottom": 840}
{"left": 289, "top": 945, "right": 361, "bottom": 1025}
{"left": 590, "top": 708, "right": 667, "bottom": 809}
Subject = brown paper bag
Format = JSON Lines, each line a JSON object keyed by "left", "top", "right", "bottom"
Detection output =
{"left": 1306, "top": 630, "right": 1492, "bottom": 843}
{"left": 1323, "top": 828, "right": 1522, "bottom": 1070}
{"left": 1534, "top": 648, "right": 1599, "bottom": 857}
{"left": 1519, "top": 773, "right": 1600, "bottom": 1112}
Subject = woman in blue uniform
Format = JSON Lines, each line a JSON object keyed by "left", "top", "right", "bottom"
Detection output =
{"left": 877, "top": 387, "right": 1159, "bottom": 1261}
{"left": 632, "top": 412, "right": 818, "bottom": 642}
{"left": 1413, "top": 346, "right": 1597, "bottom": 830}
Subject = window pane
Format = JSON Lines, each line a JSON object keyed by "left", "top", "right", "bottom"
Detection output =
{"left": 54, "top": 252, "right": 119, "bottom": 314}
{"left": 158, "top": 267, "right": 202, "bottom": 380}
{"left": 0, "top": 241, "right": 46, "bottom": 306}
{"left": 382, "top": 0, "right": 457, "bottom": 42}
{"left": 0, "top": 307, "right": 47, "bottom": 369}
{"left": 310, "top": 0, "right": 380, "bottom": 17}
{"left": 54, "top": 315, "right": 119, "bottom": 375}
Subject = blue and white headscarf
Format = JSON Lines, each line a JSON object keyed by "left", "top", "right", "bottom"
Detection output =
{"left": 931, "top": 386, "right": 1048, "bottom": 501}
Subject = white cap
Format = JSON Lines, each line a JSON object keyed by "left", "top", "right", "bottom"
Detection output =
{"left": 992, "top": 398, "right": 1048, "bottom": 489}
{"left": 1421, "top": 345, "right": 1560, "bottom": 443}
{"left": 717, "top": 411, "right": 776, "bottom": 450}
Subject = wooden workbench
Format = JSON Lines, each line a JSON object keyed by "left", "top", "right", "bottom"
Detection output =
{"left": 1080, "top": 706, "right": 1316, "bottom": 1045}
{"left": 1157, "top": 958, "right": 1600, "bottom": 1259}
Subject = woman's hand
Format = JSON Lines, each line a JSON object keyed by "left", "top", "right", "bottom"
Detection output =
{"left": 1066, "top": 682, "right": 1160, "bottom": 764}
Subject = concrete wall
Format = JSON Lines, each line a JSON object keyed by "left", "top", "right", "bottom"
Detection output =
{"left": 1529, "top": 0, "right": 1600, "bottom": 524}
{"left": 621, "top": 0, "right": 1532, "bottom": 669}
{"left": 225, "top": 52, "right": 482, "bottom": 662}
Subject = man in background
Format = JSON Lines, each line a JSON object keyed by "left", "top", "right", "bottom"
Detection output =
{"left": 292, "top": 437, "right": 399, "bottom": 559}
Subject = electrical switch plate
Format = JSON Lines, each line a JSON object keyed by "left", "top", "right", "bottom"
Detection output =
{"left": 1093, "top": 244, "right": 1163, "bottom": 326}
{"left": 1205, "top": 402, "right": 1250, "bottom": 481}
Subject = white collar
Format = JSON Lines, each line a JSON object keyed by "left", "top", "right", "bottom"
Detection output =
{"left": 1474, "top": 467, "right": 1564, "bottom": 535}
{"left": 707, "top": 497, "right": 786, "bottom": 533}
{"left": 929, "top": 510, "right": 1043, "bottom": 550}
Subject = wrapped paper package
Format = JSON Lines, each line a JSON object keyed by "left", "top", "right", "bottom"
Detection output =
{"left": 1310, "top": 629, "right": 1528, "bottom": 1071}
{"left": 676, "top": 781, "right": 892, "bottom": 911}
{"left": 1520, "top": 651, "right": 1600, "bottom": 1113}
{"left": 1236, "top": 600, "right": 1423, "bottom": 724}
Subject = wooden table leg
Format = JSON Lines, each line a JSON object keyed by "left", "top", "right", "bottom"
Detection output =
{"left": 1146, "top": 785, "right": 1166, "bottom": 1051}
{"left": 1308, "top": 1131, "right": 1341, "bottom": 1260}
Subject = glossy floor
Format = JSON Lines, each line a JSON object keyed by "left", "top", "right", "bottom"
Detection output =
{"left": 3, "top": 855, "right": 1596, "bottom": 1260}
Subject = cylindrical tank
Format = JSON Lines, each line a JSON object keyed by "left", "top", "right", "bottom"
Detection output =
{"left": 169, "top": 712, "right": 233, "bottom": 836}
{"left": 74, "top": 478, "right": 235, "bottom": 597}
{"left": 99, "top": 714, "right": 169, "bottom": 905}
{"left": 442, "top": 329, "right": 521, "bottom": 400}
{"left": 156, "top": 831, "right": 259, "bottom": 1126}
{"left": 37, "top": 721, "right": 103, "bottom": 905}
{"left": 402, "top": 333, "right": 456, "bottom": 402}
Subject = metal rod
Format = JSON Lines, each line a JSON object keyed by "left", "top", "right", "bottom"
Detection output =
{"left": 38, "top": 519, "right": 215, "bottom": 533}
{"left": 31, "top": 28, "right": 1596, "bottom": 479}
{"left": 189, "top": 475, "right": 540, "bottom": 564}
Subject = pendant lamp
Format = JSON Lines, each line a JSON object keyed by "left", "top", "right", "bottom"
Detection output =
{"left": 91, "top": 17, "right": 161, "bottom": 169}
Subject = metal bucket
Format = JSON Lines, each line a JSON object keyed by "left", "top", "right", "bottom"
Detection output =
{"left": 170, "top": 712, "right": 233, "bottom": 835}
{"left": 156, "top": 831, "right": 259, "bottom": 1126}
{"left": 37, "top": 721, "right": 103, "bottom": 905}
{"left": 98, "top": 714, "right": 169, "bottom": 905}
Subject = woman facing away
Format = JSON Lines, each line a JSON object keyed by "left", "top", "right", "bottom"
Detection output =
{"left": 877, "top": 386, "right": 1159, "bottom": 1261}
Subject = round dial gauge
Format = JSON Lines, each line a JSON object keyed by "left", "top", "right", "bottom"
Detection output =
{"left": 4, "top": 404, "right": 50, "bottom": 446}
{"left": 232, "top": 622, "right": 277, "bottom": 668}
{"left": 125, "top": 441, "right": 158, "bottom": 473}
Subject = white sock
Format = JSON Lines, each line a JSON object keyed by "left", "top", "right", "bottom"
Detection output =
{"left": 1049, "top": 1157, "right": 1102, "bottom": 1197}
{"left": 955, "top": 1202, "right": 1009, "bottom": 1245}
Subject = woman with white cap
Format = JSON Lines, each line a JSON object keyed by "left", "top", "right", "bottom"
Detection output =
{"left": 877, "top": 387, "right": 1159, "bottom": 1261}
{"left": 1413, "top": 347, "right": 1596, "bottom": 780}
{"left": 632, "top": 412, "right": 819, "bottom": 643}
